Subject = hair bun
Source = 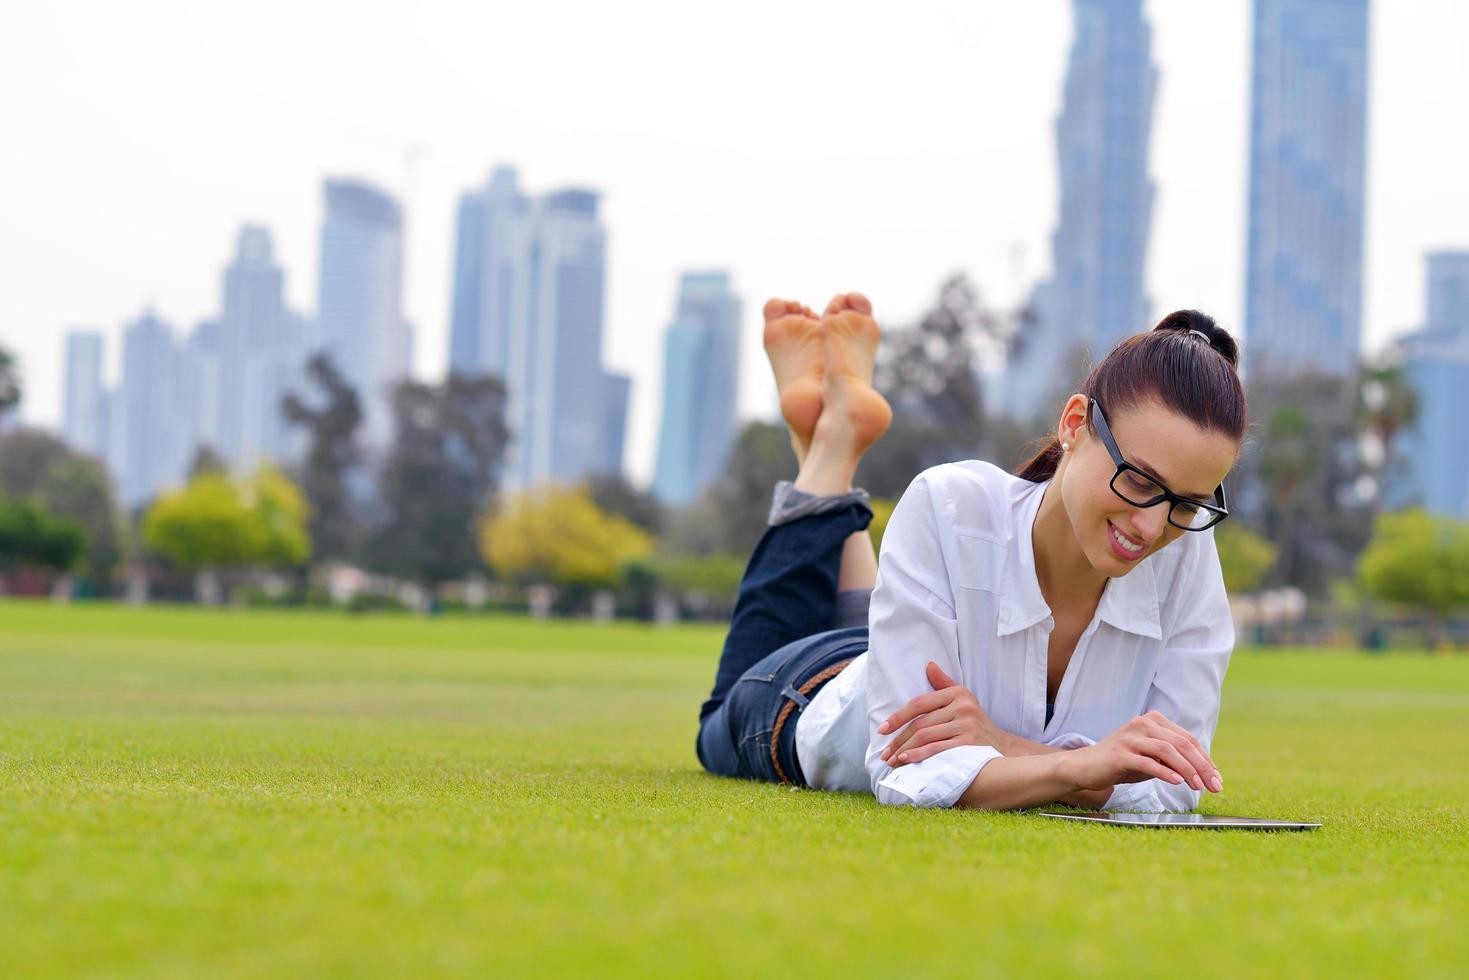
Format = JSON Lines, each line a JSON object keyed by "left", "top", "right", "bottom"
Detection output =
{"left": 1152, "top": 309, "right": 1239, "bottom": 368}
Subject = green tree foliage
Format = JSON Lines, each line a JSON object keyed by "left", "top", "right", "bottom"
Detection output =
{"left": 668, "top": 421, "right": 794, "bottom": 559}
{"left": 1356, "top": 363, "right": 1418, "bottom": 472}
{"left": 1358, "top": 509, "right": 1469, "bottom": 643}
{"left": 0, "top": 428, "right": 122, "bottom": 584}
{"left": 861, "top": 273, "right": 1029, "bottom": 497}
{"left": 0, "top": 345, "right": 20, "bottom": 423}
{"left": 363, "top": 373, "right": 511, "bottom": 585}
{"left": 585, "top": 472, "right": 665, "bottom": 535}
{"left": 0, "top": 498, "right": 86, "bottom": 572}
{"left": 282, "top": 353, "right": 363, "bottom": 563}
{"left": 1239, "top": 372, "right": 1373, "bottom": 597}
{"left": 142, "top": 467, "right": 310, "bottom": 574}
{"left": 1214, "top": 523, "right": 1277, "bottom": 594}
{"left": 481, "top": 487, "right": 653, "bottom": 589}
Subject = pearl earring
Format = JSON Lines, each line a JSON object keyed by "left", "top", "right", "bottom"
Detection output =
{"left": 1061, "top": 442, "right": 1070, "bottom": 452}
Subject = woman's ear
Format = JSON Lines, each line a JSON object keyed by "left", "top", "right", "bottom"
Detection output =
{"left": 1057, "top": 394, "right": 1089, "bottom": 449}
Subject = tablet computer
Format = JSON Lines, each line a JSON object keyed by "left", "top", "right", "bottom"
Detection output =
{"left": 1039, "top": 811, "right": 1320, "bottom": 830}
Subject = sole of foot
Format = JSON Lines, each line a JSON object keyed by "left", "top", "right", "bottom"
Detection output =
{"left": 762, "top": 298, "right": 825, "bottom": 458}
{"left": 818, "top": 293, "right": 893, "bottom": 455}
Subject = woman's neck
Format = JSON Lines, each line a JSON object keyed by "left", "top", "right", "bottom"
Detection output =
{"left": 1031, "top": 479, "right": 1107, "bottom": 614}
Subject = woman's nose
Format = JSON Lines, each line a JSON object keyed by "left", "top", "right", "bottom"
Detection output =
{"left": 1132, "top": 506, "right": 1168, "bottom": 541}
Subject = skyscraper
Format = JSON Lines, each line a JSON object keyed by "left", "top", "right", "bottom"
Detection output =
{"left": 114, "top": 310, "right": 186, "bottom": 507}
{"left": 446, "top": 166, "right": 630, "bottom": 488}
{"left": 217, "top": 225, "right": 307, "bottom": 469}
{"left": 1243, "top": 0, "right": 1371, "bottom": 379}
{"left": 1003, "top": 0, "right": 1157, "bottom": 422}
{"left": 61, "top": 331, "right": 106, "bottom": 458}
{"left": 317, "top": 179, "right": 409, "bottom": 450}
{"left": 653, "top": 272, "right": 743, "bottom": 505}
{"left": 1391, "top": 251, "right": 1469, "bottom": 519}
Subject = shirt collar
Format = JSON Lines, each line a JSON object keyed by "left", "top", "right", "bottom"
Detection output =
{"left": 996, "top": 478, "right": 1162, "bottom": 641}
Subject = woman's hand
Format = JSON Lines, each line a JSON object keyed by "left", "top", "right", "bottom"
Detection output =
{"left": 1057, "top": 711, "right": 1224, "bottom": 793}
{"left": 877, "top": 662, "right": 1011, "bottom": 766}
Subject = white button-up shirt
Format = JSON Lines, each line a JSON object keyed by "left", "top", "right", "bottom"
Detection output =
{"left": 793, "top": 459, "right": 1235, "bottom": 812}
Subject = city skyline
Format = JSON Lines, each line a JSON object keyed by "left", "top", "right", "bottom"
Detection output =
{"left": 653, "top": 271, "right": 743, "bottom": 505}
{"left": 5, "top": 1, "right": 1468, "bottom": 489}
{"left": 1243, "top": 0, "right": 1371, "bottom": 378}
{"left": 1003, "top": 0, "right": 1157, "bottom": 422}
{"left": 446, "top": 166, "right": 628, "bottom": 489}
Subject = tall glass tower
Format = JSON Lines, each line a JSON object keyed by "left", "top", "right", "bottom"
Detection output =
{"left": 317, "top": 179, "right": 409, "bottom": 450}
{"left": 1392, "top": 252, "right": 1469, "bottom": 518}
{"left": 1004, "top": 0, "right": 1156, "bottom": 422}
{"left": 446, "top": 167, "right": 630, "bottom": 489}
{"left": 653, "top": 272, "right": 743, "bottom": 505}
{"left": 1243, "top": 0, "right": 1371, "bottom": 379}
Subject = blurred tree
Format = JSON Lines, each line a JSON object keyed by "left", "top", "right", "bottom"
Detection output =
{"left": 672, "top": 420, "right": 794, "bottom": 558}
{"left": 0, "top": 428, "right": 122, "bottom": 587}
{"left": 0, "top": 345, "right": 20, "bottom": 425}
{"left": 584, "top": 472, "right": 664, "bottom": 535}
{"left": 187, "top": 445, "right": 228, "bottom": 479}
{"left": 481, "top": 486, "right": 653, "bottom": 590}
{"left": 0, "top": 497, "right": 86, "bottom": 573}
{"left": 1358, "top": 509, "right": 1469, "bottom": 648}
{"left": 861, "top": 273, "right": 1030, "bottom": 497}
{"left": 363, "top": 373, "right": 510, "bottom": 586}
{"left": 282, "top": 353, "right": 363, "bottom": 564}
{"left": 142, "top": 467, "right": 310, "bottom": 602}
{"left": 1214, "top": 524, "right": 1277, "bottom": 595}
{"left": 1240, "top": 372, "right": 1373, "bottom": 597}
{"left": 1355, "top": 362, "right": 1418, "bottom": 501}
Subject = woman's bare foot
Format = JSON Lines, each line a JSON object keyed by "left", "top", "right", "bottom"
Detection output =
{"left": 794, "top": 293, "right": 893, "bottom": 495}
{"left": 762, "top": 298, "right": 825, "bottom": 463}
{"left": 818, "top": 292, "right": 892, "bottom": 455}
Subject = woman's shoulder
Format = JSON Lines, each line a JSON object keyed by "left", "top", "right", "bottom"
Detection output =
{"left": 903, "top": 459, "right": 1039, "bottom": 539}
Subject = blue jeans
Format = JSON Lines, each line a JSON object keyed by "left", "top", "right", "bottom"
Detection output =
{"left": 696, "top": 500, "right": 873, "bottom": 787}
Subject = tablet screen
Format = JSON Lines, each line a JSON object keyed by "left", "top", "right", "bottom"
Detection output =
{"left": 1039, "top": 811, "right": 1320, "bottom": 830}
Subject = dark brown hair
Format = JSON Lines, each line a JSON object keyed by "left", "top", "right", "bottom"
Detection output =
{"left": 1014, "top": 310, "right": 1247, "bottom": 483}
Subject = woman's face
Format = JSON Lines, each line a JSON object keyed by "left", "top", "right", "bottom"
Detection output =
{"left": 1056, "top": 394, "right": 1239, "bottom": 576}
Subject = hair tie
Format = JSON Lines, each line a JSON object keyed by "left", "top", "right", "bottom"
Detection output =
{"left": 1187, "top": 328, "right": 1213, "bottom": 348}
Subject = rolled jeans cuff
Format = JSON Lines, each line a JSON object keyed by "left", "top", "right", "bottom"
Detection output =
{"left": 767, "top": 480, "right": 872, "bottom": 527}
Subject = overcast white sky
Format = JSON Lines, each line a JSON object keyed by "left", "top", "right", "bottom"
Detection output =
{"left": 2, "top": 1, "right": 1466, "bottom": 486}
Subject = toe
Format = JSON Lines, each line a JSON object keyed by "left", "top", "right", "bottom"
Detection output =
{"left": 824, "top": 294, "right": 849, "bottom": 317}
{"left": 846, "top": 292, "right": 873, "bottom": 316}
{"left": 763, "top": 298, "right": 800, "bottom": 322}
{"left": 763, "top": 299, "right": 799, "bottom": 321}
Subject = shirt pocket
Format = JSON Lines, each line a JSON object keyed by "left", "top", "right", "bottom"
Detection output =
{"left": 951, "top": 531, "right": 1004, "bottom": 593}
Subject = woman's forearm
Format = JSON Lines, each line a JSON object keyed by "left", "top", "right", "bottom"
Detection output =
{"left": 955, "top": 753, "right": 1104, "bottom": 811}
{"left": 986, "top": 733, "right": 1112, "bottom": 809}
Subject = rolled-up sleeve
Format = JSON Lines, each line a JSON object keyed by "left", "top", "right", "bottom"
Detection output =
{"left": 865, "top": 472, "right": 1002, "bottom": 807}
{"left": 1105, "top": 532, "right": 1235, "bottom": 813}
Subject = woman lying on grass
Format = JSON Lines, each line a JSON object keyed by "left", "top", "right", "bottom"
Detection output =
{"left": 696, "top": 293, "right": 1247, "bottom": 811}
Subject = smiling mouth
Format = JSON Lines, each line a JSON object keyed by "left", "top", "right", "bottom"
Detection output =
{"left": 1107, "top": 520, "right": 1146, "bottom": 557}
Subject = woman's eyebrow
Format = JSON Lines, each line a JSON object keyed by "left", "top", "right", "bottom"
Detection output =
{"left": 1130, "top": 455, "right": 1213, "bottom": 500}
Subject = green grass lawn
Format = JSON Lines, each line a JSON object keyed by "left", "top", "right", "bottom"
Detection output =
{"left": 1, "top": 600, "right": 1466, "bottom": 978}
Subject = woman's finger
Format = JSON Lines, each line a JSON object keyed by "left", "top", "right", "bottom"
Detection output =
{"left": 1124, "top": 752, "right": 1184, "bottom": 785}
{"left": 1137, "top": 736, "right": 1202, "bottom": 790}
{"left": 880, "top": 706, "right": 961, "bottom": 761}
{"left": 1152, "top": 726, "right": 1220, "bottom": 791}
{"left": 1144, "top": 713, "right": 1214, "bottom": 766}
{"left": 891, "top": 736, "right": 967, "bottom": 767}
{"left": 1146, "top": 717, "right": 1222, "bottom": 789}
{"left": 877, "top": 689, "right": 954, "bottom": 734}
{"left": 891, "top": 721, "right": 967, "bottom": 762}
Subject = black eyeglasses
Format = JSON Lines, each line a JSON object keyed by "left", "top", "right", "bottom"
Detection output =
{"left": 1088, "top": 398, "right": 1229, "bottom": 532}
